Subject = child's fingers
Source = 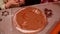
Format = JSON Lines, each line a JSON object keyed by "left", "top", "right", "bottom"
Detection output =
{"left": 14, "top": 0, "right": 19, "bottom": 2}
{"left": 13, "top": 3, "right": 19, "bottom": 5}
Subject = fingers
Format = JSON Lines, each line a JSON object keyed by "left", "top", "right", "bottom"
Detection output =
{"left": 14, "top": 0, "right": 19, "bottom": 3}
{"left": 7, "top": 0, "right": 20, "bottom": 6}
{"left": 12, "top": 0, "right": 19, "bottom": 4}
{"left": 13, "top": 2, "right": 19, "bottom": 5}
{"left": 8, "top": 0, "right": 18, "bottom": 3}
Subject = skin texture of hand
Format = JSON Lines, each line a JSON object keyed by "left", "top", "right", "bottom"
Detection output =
{"left": 5, "top": 0, "right": 25, "bottom": 8}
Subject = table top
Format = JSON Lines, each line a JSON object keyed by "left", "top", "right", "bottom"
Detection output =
{"left": 0, "top": 2, "right": 60, "bottom": 34}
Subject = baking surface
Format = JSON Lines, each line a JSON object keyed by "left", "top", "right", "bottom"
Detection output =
{"left": 0, "top": 2, "right": 60, "bottom": 34}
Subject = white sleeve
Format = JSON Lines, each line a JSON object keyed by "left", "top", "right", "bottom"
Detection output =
{"left": 0, "top": 0, "right": 5, "bottom": 9}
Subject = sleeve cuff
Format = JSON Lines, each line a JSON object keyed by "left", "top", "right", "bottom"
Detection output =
{"left": 0, "top": 4, "right": 6, "bottom": 9}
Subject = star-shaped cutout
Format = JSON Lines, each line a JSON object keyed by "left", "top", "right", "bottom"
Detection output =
{"left": 44, "top": 8, "right": 53, "bottom": 18}
{"left": 2, "top": 11, "right": 9, "bottom": 16}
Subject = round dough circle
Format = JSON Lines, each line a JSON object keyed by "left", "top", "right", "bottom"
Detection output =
{"left": 13, "top": 7, "right": 47, "bottom": 33}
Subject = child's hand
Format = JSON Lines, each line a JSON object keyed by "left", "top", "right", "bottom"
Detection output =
{"left": 5, "top": 0, "right": 19, "bottom": 8}
{"left": 8, "top": 0, "right": 19, "bottom": 5}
